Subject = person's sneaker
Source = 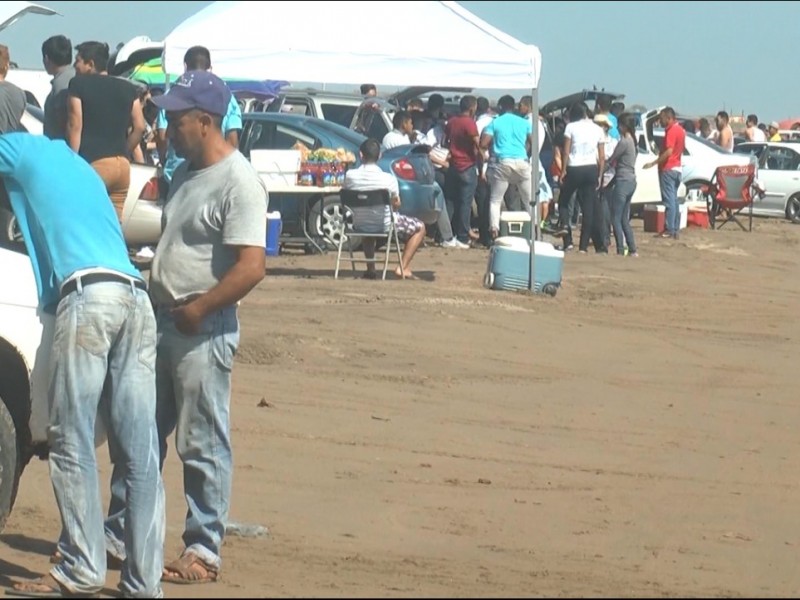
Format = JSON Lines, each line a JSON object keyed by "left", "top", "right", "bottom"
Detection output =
{"left": 442, "top": 238, "right": 470, "bottom": 249}
{"left": 135, "top": 246, "right": 155, "bottom": 260}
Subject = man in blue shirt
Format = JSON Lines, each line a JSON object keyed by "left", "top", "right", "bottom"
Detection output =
{"left": 480, "top": 95, "right": 534, "bottom": 240}
{"left": 0, "top": 134, "right": 165, "bottom": 598}
{"left": 156, "top": 46, "right": 242, "bottom": 185}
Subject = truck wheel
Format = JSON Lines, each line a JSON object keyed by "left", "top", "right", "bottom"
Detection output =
{"left": 542, "top": 284, "right": 559, "bottom": 298}
{"left": 0, "top": 398, "right": 19, "bottom": 533}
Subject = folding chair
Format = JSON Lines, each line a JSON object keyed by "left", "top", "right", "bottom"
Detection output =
{"left": 334, "top": 189, "right": 405, "bottom": 280}
{"left": 702, "top": 163, "right": 757, "bottom": 232}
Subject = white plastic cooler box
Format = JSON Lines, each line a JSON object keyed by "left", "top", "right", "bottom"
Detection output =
{"left": 250, "top": 149, "right": 302, "bottom": 187}
{"left": 484, "top": 237, "right": 564, "bottom": 297}
{"left": 499, "top": 211, "right": 532, "bottom": 239}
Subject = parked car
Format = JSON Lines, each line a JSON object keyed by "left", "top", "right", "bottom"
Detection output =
{"left": 642, "top": 107, "right": 752, "bottom": 206}
{"left": 239, "top": 112, "right": 442, "bottom": 249}
{"left": 265, "top": 89, "right": 366, "bottom": 129}
{"left": 0, "top": 246, "right": 54, "bottom": 532}
{"left": 734, "top": 142, "right": 800, "bottom": 222}
{"left": 0, "top": 106, "right": 161, "bottom": 254}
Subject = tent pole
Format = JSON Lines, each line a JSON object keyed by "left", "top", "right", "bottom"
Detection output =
{"left": 529, "top": 87, "right": 539, "bottom": 293}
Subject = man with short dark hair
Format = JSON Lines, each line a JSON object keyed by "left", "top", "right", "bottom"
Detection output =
{"left": 344, "top": 138, "right": 427, "bottom": 279}
{"left": 382, "top": 110, "right": 416, "bottom": 150}
{"left": 745, "top": 114, "right": 766, "bottom": 142}
{"left": 41, "top": 35, "right": 75, "bottom": 140}
{"left": 360, "top": 83, "right": 377, "bottom": 97}
{"left": 0, "top": 45, "right": 26, "bottom": 134}
{"left": 713, "top": 111, "right": 734, "bottom": 152}
{"left": 445, "top": 95, "right": 481, "bottom": 245}
{"left": 155, "top": 45, "right": 242, "bottom": 188}
{"left": 67, "top": 41, "right": 146, "bottom": 220}
{"left": 481, "top": 95, "right": 534, "bottom": 239}
{"left": 645, "top": 106, "right": 686, "bottom": 239}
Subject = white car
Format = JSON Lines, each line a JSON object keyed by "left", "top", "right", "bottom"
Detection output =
{"left": 0, "top": 246, "right": 53, "bottom": 532}
{"left": 1, "top": 106, "right": 162, "bottom": 253}
{"left": 642, "top": 107, "right": 751, "bottom": 198}
{"left": 734, "top": 141, "right": 800, "bottom": 222}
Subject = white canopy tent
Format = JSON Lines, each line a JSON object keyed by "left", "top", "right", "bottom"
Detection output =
{"left": 162, "top": 0, "right": 546, "bottom": 291}
{"left": 162, "top": 1, "right": 540, "bottom": 90}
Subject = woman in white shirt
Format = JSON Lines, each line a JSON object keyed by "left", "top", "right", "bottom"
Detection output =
{"left": 555, "top": 103, "right": 607, "bottom": 254}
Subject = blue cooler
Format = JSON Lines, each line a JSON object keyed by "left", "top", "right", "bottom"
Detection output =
{"left": 484, "top": 237, "right": 564, "bottom": 296}
{"left": 266, "top": 211, "right": 282, "bottom": 257}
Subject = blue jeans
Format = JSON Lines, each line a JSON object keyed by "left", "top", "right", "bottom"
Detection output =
{"left": 659, "top": 170, "right": 682, "bottom": 235}
{"left": 446, "top": 165, "right": 478, "bottom": 243}
{"left": 433, "top": 182, "right": 454, "bottom": 242}
{"left": 610, "top": 179, "right": 638, "bottom": 254}
{"left": 48, "top": 281, "right": 164, "bottom": 598}
{"left": 106, "top": 306, "right": 240, "bottom": 572}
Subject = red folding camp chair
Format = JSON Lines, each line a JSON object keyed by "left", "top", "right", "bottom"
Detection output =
{"left": 702, "top": 163, "right": 757, "bottom": 232}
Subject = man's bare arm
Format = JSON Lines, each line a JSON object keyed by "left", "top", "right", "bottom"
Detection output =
{"left": 127, "top": 99, "right": 147, "bottom": 158}
{"left": 66, "top": 96, "right": 83, "bottom": 154}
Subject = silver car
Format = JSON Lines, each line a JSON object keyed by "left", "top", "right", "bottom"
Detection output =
{"left": 734, "top": 142, "right": 800, "bottom": 222}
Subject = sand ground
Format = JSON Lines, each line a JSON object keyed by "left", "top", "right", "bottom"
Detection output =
{"left": 2, "top": 218, "right": 800, "bottom": 598}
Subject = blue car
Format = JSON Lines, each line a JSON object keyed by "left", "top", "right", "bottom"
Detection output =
{"left": 239, "top": 113, "right": 442, "bottom": 249}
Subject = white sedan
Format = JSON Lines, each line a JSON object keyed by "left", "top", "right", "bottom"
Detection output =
{"left": 734, "top": 142, "right": 800, "bottom": 222}
{"left": 1, "top": 106, "right": 162, "bottom": 252}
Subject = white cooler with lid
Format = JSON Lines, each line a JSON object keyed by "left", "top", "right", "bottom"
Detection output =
{"left": 484, "top": 237, "right": 564, "bottom": 297}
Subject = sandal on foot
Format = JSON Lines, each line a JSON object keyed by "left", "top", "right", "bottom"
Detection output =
{"left": 162, "top": 553, "right": 219, "bottom": 585}
{"left": 7, "top": 574, "right": 81, "bottom": 598}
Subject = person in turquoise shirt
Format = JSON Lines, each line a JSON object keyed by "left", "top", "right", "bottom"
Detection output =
{"left": 156, "top": 46, "right": 242, "bottom": 184}
{"left": 0, "top": 133, "right": 165, "bottom": 598}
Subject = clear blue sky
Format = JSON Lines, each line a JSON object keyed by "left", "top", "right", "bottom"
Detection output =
{"left": 2, "top": 1, "right": 797, "bottom": 119}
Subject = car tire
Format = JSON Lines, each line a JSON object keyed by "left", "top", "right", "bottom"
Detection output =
{"left": 785, "top": 194, "right": 800, "bottom": 224}
{"left": 308, "top": 196, "right": 362, "bottom": 252}
{"left": 542, "top": 283, "right": 559, "bottom": 298}
{"left": 0, "top": 207, "right": 24, "bottom": 252}
{"left": 0, "top": 398, "right": 19, "bottom": 534}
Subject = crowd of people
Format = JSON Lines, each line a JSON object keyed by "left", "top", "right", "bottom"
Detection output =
{"left": 375, "top": 90, "right": 685, "bottom": 258}
{"left": 2, "top": 34, "right": 266, "bottom": 598}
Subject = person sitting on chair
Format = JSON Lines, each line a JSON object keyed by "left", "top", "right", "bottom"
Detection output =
{"left": 343, "top": 139, "right": 426, "bottom": 280}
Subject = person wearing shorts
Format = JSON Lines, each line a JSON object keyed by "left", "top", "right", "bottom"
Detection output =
{"left": 343, "top": 138, "right": 426, "bottom": 279}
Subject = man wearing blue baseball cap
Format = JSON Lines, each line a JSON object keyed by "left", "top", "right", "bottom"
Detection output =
{"left": 155, "top": 46, "right": 242, "bottom": 189}
{"left": 103, "top": 69, "right": 268, "bottom": 585}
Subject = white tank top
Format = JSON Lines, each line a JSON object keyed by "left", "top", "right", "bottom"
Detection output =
{"left": 720, "top": 126, "right": 734, "bottom": 152}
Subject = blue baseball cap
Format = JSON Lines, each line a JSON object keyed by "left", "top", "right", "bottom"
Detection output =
{"left": 152, "top": 70, "right": 231, "bottom": 117}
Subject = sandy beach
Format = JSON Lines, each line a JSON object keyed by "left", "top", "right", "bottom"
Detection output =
{"left": 2, "top": 218, "right": 799, "bottom": 598}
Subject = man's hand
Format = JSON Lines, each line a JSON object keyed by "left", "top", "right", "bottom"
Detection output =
{"left": 171, "top": 301, "right": 206, "bottom": 336}
{"left": 644, "top": 161, "right": 656, "bottom": 170}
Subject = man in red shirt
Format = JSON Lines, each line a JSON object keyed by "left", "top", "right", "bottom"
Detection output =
{"left": 445, "top": 95, "right": 480, "bottom": 245}
{"left": 645, "top": 106, "right": 685, "bottom": 239}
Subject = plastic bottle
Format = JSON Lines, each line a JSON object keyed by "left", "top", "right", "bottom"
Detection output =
{"left": 226, "top": 522, "right": 270, "bottom": 538}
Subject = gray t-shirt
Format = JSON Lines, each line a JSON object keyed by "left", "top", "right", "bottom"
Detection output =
{"left": 150, "top": 151, "right": 268, "bottom": 306}
{"left": 0, "top": 80, "right": 26, "bottom": 134}
{"left": 609, "top": 135, "right": 637, "bottom": 182}
{"left": 43, "top": 66, "right": 75, "bottom": 140}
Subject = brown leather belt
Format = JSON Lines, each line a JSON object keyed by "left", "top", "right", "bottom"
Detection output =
{"left": 61, "top": 273, "right": 147, "bottom": 299}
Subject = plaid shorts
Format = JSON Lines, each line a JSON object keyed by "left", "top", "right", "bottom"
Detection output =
{"left": 394, "top": 214, "right": 424, "bottom": 240}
